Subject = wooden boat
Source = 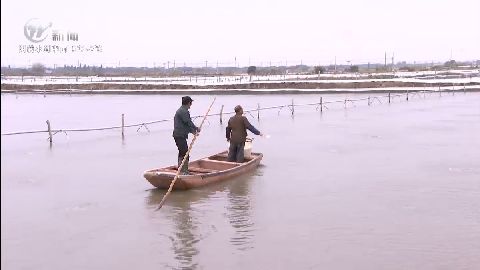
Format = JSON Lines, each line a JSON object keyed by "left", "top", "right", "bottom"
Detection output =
{"left": 143, "top": 151, "right": 263, "bottom": 190}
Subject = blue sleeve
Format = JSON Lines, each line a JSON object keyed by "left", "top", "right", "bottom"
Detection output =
{"left": 244, "top": 117, "right": 261, "bottom": 135}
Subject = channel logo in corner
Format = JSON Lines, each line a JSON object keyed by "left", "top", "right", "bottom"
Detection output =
{"left": 24, "top": 18, "right": 52, "bottom": 43}
{"left": 19, "top": 18, "right": 102, "bottom": 54}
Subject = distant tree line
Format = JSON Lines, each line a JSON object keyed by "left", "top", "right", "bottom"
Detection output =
{"left": 1, "top": 60, "right": 478, "bottom": 77}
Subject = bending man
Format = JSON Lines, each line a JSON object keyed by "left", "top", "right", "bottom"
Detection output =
{"left": 226, "top": 105, "right": 263, "bottom": 162}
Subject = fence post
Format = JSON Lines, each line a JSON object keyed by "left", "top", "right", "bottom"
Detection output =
{"left": 220, "top": 105, "right": 224, "bottom": 124}
{"left": 291, "top": 99, "right": 294, "bottom": 117}
{"left": 257, "top": 103, "right": 260, "bottom": 121}
{"left": 46, "top": 120, "right": 52, "bottom": 146}
{"left": 122, "top": 114, "right": 125, "bottom": 138}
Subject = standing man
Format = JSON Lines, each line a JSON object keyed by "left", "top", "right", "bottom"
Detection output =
{"left": 173, "top": 96, "right": 200, "bottom": 175}
{"left": 226, "top": 105, "right": 263, "bottom": 163}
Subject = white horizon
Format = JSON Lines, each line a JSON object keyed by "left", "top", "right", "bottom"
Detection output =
{"left": 2, "top": 0, "right": 479, "bottom": 68}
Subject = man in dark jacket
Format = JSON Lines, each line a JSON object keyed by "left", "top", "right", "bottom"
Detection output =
{"left": 173, "top": 96, "right": 200, "bottom": 174}
{"left": 226, "top": 105, "right": 263, "bottom": 162}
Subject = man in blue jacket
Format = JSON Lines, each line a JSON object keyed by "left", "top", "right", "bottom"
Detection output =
{"left": 173, "top": 96, "right": 200, "bottom": 174}
{"left": 226, "top": 105, "right": 263, "bottom": 162}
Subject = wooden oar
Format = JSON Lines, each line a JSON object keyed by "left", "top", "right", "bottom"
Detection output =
{"left": 155, "top": 97, "right": 216, "bottom": 210}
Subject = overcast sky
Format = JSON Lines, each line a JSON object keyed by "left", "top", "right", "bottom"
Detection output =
{"left": 1, "top": 0, "right": 479, "bottom": 67}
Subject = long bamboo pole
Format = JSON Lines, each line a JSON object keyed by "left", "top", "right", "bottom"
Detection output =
{"left": 155, "top": 98, "right": 216, "bottom": 210}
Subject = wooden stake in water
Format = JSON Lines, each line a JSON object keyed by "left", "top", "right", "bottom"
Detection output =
{"left": 291, "top": 99, "right": 295, "bottom": 117}
{"left": 46, "top": 120, "right": 52, "bottom": 146}
{"left": 156, "top": 98, "right": 217, "bottom": 211}
{"left": 257, "top": 103, "right": 260, "bottom": 121}
{"left": 121, "top": 114, "right": 125, "bottom": 138}
{"left": 220, "top": 105, "right": 224, "bottom": 124}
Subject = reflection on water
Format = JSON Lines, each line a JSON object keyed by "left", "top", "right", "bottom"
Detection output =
{"left": 144, "top": 169, "right": 259, "bottom": 269}
{"left": 146, "top": 190, "right": 201, "bottom": 270}
{"left": 169, "top": 205, "right": 200, "bottom": 270}
{"left": 226, "top": 170, "right": 261, "bottom": 251}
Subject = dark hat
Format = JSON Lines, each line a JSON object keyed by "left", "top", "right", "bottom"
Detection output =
{"left": 234, "top": 105, "right": 243, "bottom": 113}
{"left": 182, "top": 96, "right": 194, "bottom": 105}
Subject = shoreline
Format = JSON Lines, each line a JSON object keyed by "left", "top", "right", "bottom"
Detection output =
{"left": 2, "top": 81, "right": 480, "bottom": 95}
{"left": 2, "top": 87, "right": 480, "bottom": 95}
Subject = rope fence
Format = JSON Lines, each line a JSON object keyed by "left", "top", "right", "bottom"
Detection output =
{"left": 1, "top": 87, "right": 469, "bottom": 145}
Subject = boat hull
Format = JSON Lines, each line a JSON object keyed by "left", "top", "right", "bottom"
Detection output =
{"left": 143, "top": 151, "right": 263, "bottom": 190}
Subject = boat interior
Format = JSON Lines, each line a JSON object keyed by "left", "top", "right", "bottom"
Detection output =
{"left": 160, "top": 152, "right": 258, "bottom": 175}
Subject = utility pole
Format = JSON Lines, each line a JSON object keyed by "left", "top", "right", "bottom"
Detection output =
{"left": 334, "top": 56, "right": 337, "bottom": 73}
{"left": 384, "top": 52, "right": 387, "bottom": 68}
{"left": 391, "top": 52, "right": 394, "bottom": 71}
{"left": 450, "top": 49, "right": 453, "bottom": 70}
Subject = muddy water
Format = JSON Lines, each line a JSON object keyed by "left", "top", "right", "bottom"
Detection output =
{"left": 2, "top": 92, "right": 480, "bottom": 269}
